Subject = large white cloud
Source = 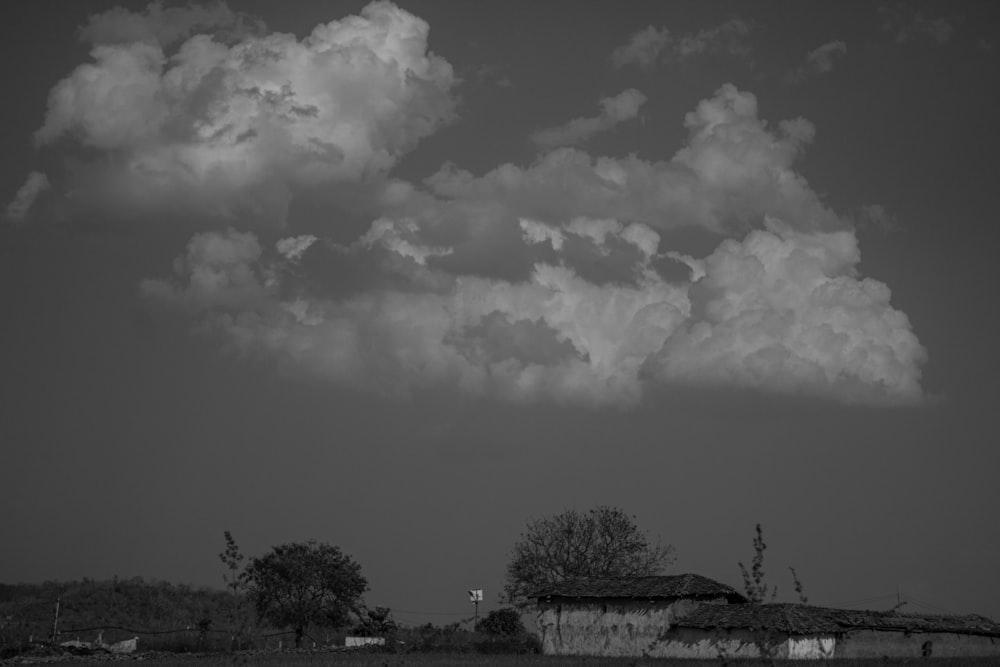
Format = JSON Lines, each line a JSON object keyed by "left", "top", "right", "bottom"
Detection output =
{"left": 648, "top": 219, "right": 925, "bottom": 404}
{"left": 144, "top": 219, "right": 690, "bottom": 405}
{"left": 139, "top": 80, "right": 925, "bottom": 406}
{"left": 41, "top": 0, "right": 919, "bottom": 414}
{"left": 143, "top": 209, "right": 924, "bottom": 406}
{"left": 37, "top": 1, "right": 456, "bottom": 225}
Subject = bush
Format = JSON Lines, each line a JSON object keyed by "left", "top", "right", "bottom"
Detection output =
{"left": 474, "top": 608, "right": 525, "bottom": 637}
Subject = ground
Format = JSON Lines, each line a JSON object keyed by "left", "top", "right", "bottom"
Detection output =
{"left": 4, "top": 648, "right": 1000, "bottom": 667}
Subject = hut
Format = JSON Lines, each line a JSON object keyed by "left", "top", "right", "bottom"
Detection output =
{"left": 535, "top": 573, "right": 746, "bottom": 657}
{"left": 670, "top": 602, "right": 1000, "bottom": 660}
{"left": 536, "top": 576, "right": 1000, "bottom": 659}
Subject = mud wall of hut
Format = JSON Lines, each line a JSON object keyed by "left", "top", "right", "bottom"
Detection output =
{"left": 834, "top": 629, "right": 1000, "bottom": 659}
{"left": 537, "top": 598, "right": 732, "bottom": 657}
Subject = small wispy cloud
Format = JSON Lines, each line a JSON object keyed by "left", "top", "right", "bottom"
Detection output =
{"left": 784, "top": 40, "right": 847, "bottom": 84}
{"left": 880, "top": 4, "right": 954, "bottom": 45}
{"left": 854, "top": 204, "right": 902, "bottom": 234}
{"left": 5, "top": 171, "right": 51, "bottom": 224}
{"left": 611, "top": 18, "right": 751, "bottom": 69}
{"left": 472, "top": 63, "right": 513, "bottom": 89}
{"left": 530, "top": 89, "right": 646, "bottom": 150}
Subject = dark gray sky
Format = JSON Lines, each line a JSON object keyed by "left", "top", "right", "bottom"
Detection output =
{"left": 2, "top": 0, "right": 999, "bottom": 627}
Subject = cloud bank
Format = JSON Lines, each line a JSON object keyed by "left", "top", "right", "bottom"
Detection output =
{"left": 31, "top": 2, "right": 926, "bottom": 408}
{"left": 414, "top": 84, "right": 837, "bottom": 240}
{"left": 139, "top": 83, "right": 925, "bottom": 407}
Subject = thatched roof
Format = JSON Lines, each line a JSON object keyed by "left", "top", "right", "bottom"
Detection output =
{"left": 534, "top": 574, "right": 746, "bottom": 603}
{"left": 674, "top": 603, "right": 1000, "bottom": 637}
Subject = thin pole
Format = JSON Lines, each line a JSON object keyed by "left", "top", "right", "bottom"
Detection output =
{"left": 51, "top": 596, "right": 61, "bottom": 644}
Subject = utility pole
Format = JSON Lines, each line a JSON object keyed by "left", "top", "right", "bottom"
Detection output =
{"left": 469, "top": 589, "right": 483, "bottom": 626}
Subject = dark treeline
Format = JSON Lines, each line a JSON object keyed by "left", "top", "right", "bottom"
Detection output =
{"left": 0, "top": 577, "right": 241, "bottom": 653}
{"left": 0, "top": 579, "right": 538, "bottom": 656}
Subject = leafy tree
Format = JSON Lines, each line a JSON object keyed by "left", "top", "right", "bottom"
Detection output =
{"left": 352, "top": 606, "right": 397, "bottom": 637}
{"left": 504, "top": 505, "right": 675, "bottom": 605}
{"left": 244, "top": 540, "right": 367, "bottom": 647}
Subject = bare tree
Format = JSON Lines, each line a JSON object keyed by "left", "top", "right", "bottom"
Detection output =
{"left": 736, "top": 524, "right": 810, "bottom": 664}
{"left": 504, "top": 505, "right": 675, "bottom": 605}
{"left": 218, "top": 531, "right": 249, "bottom": 649}
{"left": 738, "top": 524, "right": 808, "bottom": 605}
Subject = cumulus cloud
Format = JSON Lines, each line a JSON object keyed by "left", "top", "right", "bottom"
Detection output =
{"left": 5, "top": 172, "right": 51, "bottom": 224}
{"left": 37, "top": 1, "right": 456, "bottom": 226}
{"left": 78, "top": 0, "right": 263, "bottom": 47}
{"left": 140, "top": 228, "right": 270, "bottom": 312}
{"left": 784, "top": 40, "right": 847, "bottom": 84}
{"left": 140, "top": 83, "right": 928, "bottom": 406}
{"left": 125, "top": 74, "right": 926, "bottom": 408}
{"left": 648, "top": 219, "right": 925, "bottom": 403}
{"left": 146, "top": 218, "right": 689, "bottom": 405}
{"left": 420, "top": 84, "right": 837, "bottom": 239}
{"left": 360, "top": 218, "right": 453, "bottom": 266}
{"left": 880, "top": 5, "right": 954, "bottom": 45}
{"left": 530, "top": 89, "right": 647, "bottom": 149}
{"left": 611, "top": 18, "right": 751, "bottom": 69}
{"left": 144, "top": 211, "right": 924, "bottom": 406}
{"left": 54, "top": 5, "right": 917, "bottom": 410}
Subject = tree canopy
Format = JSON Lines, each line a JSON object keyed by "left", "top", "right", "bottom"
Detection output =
{"left": 244, "top": 540, "right": 367, "bottom": 646}
{"left": 504, "top": 505, "right": 675, "bottom": 605}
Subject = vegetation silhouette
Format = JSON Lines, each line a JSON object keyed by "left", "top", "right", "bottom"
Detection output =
{"left": 504, "top": 505, "right": 675, "bottom": 606}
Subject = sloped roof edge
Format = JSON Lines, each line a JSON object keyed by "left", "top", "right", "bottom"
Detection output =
{"left": 534, "top": 573, "right": 746, "bottom": 602}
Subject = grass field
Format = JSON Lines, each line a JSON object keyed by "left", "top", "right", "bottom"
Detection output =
{"left": 13, "top": 651, "right": 1000, "bottom": 667}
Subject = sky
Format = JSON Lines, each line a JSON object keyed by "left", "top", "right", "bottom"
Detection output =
{"left": 1, "top": 0, "right": 999, "bottom": 627}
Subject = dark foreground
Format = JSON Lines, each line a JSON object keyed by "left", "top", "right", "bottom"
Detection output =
{"left": 4, "top": 648, "right": 1000, "bottom": 667}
